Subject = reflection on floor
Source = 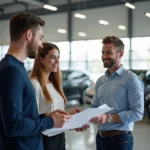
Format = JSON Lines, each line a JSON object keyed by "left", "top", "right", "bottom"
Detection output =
{"left": 66, "top": 125, "right": 96, "bottom": 150}
{"left": 65, "top": 102, "right": 150, "bottom": 150}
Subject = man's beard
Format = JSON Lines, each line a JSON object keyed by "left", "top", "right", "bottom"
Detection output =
{"left": 27, "top": 41, "right": 37, "bottom": 59}
{"left": 103, "top": 59, "right": 116, "bottom": 68}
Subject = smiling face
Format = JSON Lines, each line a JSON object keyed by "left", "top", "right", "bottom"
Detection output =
{"left": 101, "top": 43, "right": 121, "bottom": 69}
{"left": 40, "top": 48, "right": 60, "bottom": 73}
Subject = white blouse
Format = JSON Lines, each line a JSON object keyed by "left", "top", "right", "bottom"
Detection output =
{"left": 31, "top": 78, "right": 65, "bottom": 114}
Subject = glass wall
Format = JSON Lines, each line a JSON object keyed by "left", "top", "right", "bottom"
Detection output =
{"left": 121, "top": 38, "right": 130, "bottom": 69}
{"left": 0, "top": 42, "right": 70, "bottom": 71}
{"left": 70, "top": 38, "right": 130, "bottom": 81}
{"left": 56, "top": 41, "right": 70, "bottom": 70}
{"left": 71, "top": 40, "right": 87, "bottom": 70}
{"left": 0, "top": 45, "right": 9, "bottom": 59}
{"left": 0, "top": 37, "right": 148, "bottom": 80}
{"left": 131, "top": 37, "right": 150, "bottom": 70}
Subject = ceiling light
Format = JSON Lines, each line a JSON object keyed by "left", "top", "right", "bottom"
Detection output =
{"left": 118, "top": 25, "right": 126, "bottom": 30}
{"left": 145, "top": 12, "right": 150, "bottom": 18}
{"left": 78, "top": 32, "right": 87, "bottom": 37}
{"left": 18, "top": 0, "right": 57, "bottom": 11}
{"left": 74, "top": 13, "right": 86, "bottom": 19}
{"left": 57, "top": 29, "right": 67, "bottom": 34}
{"left": 125, "top": 3, "right": 135, "bottom": 9}
{"left": 99, "top": 20, "right": 109, "bottom": 25}
{"left": 43, "top": 4, "right": 57, "bottom": 11}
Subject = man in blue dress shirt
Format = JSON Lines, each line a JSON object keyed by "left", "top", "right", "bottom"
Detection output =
{"left": 0, "top": 13, "right": 71, "bottom": 150}
{"left": 91, "top": 36, "right": 144, "bottom": 150}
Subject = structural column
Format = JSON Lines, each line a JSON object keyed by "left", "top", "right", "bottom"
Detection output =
{"left": 128, "top": 8, "right": 133, "bottom": 69}
{"left": 68, "top": 0, "right": 72, "bottom": 69}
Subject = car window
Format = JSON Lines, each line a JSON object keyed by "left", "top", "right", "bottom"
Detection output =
{"left": 68, "top": 71, "right": 86, "bottom": 80}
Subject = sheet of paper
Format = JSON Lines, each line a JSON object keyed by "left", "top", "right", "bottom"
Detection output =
{"left": 43, "top": 104, "right": 113, "bottom": 136}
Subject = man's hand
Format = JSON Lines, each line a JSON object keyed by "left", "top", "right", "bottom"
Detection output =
{"left": 90, "top": 114, "right": 108, "bottom": 124}
{"left": 69, "top": 108, "right": 89, "bottom": 132}
{"left": 69, "top": 108, "right": 81, "bottom": 115}
{"left": 74, "top": 124, "right": 89, "bottom": 132}
{"left": 46, "top": 109, "right": 71, "bottom": 128}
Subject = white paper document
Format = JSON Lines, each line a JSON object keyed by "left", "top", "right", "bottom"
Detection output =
{"left": 43, "top": 104, "right": 113, "bottom": 136}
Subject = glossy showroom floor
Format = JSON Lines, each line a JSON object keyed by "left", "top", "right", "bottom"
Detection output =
{"left": 65, "top": 102, "right": 150, "bottom": 150}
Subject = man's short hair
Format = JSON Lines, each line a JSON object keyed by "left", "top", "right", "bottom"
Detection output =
{"left": 102, "top": 36, "right": 125, "bottom": 51}
{"left": 10, "top": 13, "right": 45, "bottom": 41}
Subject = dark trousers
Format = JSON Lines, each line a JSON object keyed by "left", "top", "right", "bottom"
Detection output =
{"left": 96, "top": 131, "right": 133, "bottom": 150}
{"left": 0, "top": 136, "right": 5, "bottom": 150}
{"left": 43, "top": 132, "right": 66, "bottom": 150}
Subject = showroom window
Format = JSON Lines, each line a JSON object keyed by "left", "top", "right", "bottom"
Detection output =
{"left": 71, "top": 40, "right": 87, "bottom": 70}
{"left": 55, "top": 41, "right": 70, "bottom": 70}
{"left": 131, "top": 37, "right": 150, "bottom": 70}
{"left": 121, "top": 38, "right": 130, "bottom": 69}
{"left": 70, "top": 38, "right": 130, "bottom": 81}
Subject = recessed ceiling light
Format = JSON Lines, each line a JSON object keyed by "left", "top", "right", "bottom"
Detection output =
{"left": 74, "top": 13, "right": 86, "bottom": 19}
{"left": 43, "top": 4, "right": 57, "bottom": 11}
{"left": 78, "top": 32, "right": 87, "bottom": 37}
{"left": 118, "top": 25, "right": 126, "bottom": 30}
{"left": 99, "top": 20, "right": 109, "bottom": 25}
{"left": 57, "top": 29, "right": 67, "bottom": 34}
{"left": 145, "top": 12, "right": 150, "bottom": 18}
{"left": 125, "top": 3, "right": 135, "bottom": 9}
{"left": 18, "top": 0, "right": 58, "bottom": 11}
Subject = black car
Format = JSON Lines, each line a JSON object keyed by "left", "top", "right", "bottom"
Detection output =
{"left": 61, "top": 70, "right": 93, "bottom": 105}
{"left": 27, "top": 69, "right": 93, "bottom": 105}
{"left": 132, "top": 69, "right": 150, "bottom": 120}
{"left": 144, "top": 70, "right": 150, "bottom": 120}
{"left": 144, "top": 85, "right": 150, "bottom": 119}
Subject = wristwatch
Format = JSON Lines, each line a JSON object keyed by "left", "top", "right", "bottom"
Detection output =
{"left": 107, "top": 114, "right": 113, "bottom": 123}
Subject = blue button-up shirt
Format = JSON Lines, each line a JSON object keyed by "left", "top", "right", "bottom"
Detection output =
{"left": 91, "top": 65, "right": 144, "bottom": 131}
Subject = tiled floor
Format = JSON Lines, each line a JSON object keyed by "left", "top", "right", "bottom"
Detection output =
{"left": 65, "top": 103, "right": 150, "bottom": 150}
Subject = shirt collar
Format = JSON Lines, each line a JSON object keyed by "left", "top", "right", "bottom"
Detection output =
{"left": 105, "top": 65, "right": 125, "bottom": 76}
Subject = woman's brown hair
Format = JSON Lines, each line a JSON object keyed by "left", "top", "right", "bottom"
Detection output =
{"left": 30, "top": 42, "right": 67, "bottom": 104}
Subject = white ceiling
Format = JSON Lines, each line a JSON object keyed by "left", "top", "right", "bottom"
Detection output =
{"left": 41, "top": 13, "right": 68, "bottom": 42}
{"left": 0, "top": 1, "right": 149, "bottom": 44}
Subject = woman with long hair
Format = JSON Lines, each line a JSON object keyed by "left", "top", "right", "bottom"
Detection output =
{"left": 30, "top": 42, "right": 67, "bottom": 150}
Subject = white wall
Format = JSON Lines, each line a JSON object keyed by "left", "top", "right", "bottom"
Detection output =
{"left": 72, "top": 5, "right": 128, "bottom": 40}
{"left": 0, "top": 5, "right": 128, "bottom": 44}
{"left": 40, "top": 13, "right": 67, "bottom": 42}
{"left": 133, "top": 1, "right": 150, "bottom": 37}
{"left": 0, "top": 20, "right": 10, "bottom": 45}
{"left": 0, "top": 13, "right": 67, "bottom": 45}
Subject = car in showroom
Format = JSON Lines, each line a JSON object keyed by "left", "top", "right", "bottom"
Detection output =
{"left": 62, "top": 69, "right": 93, "bottom": 105}
{"left": 144, "top": 85, "right": 150, "bottom": 120}
{"left": 83, "top": 85, "right": 95, "bottom": 104}
{"left": 144, "top": 70, "right": 150, "bottom": 120}
{"left": 28, "top": 69, "right": 93, "bottom": 105}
